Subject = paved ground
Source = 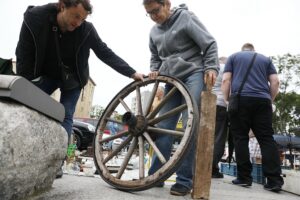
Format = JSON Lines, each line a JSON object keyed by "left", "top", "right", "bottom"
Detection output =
{"left": 30, "top": 174, "right": 299, "bottom": 200}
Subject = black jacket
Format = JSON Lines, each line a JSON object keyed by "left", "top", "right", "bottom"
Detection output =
{"left": 15, "top": 3, "right": 136, "bottom": 87}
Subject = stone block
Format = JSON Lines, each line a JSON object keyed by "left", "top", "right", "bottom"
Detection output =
{"left": 0, "top": 100, "right": 68, "bottom": 200}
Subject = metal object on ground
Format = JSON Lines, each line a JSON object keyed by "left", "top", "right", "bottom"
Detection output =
{"left": 93, "top": 75, "right": 199, "bottom": 191}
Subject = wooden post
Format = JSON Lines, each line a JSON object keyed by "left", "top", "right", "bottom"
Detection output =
{"left": 192, "top": 75, "right": 216, "bottom": 199}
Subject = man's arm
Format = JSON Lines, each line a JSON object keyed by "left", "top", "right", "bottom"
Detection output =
{"left": 269, "top": 74, "right": 280, "bottom": 101}
{"left": 15, "top": 21, "right": 36, "bottom": 80}
{"left": 221, "top": 72, "right": 232, "bottom": 103}
{"left": 149, "top": 37, "right": 162, "bottom": 72}
{"left": 90, "top": 26, "right": 137, "bottom": 78}
{"left": 186, "top": 14, "right": 219, "bottom": 74}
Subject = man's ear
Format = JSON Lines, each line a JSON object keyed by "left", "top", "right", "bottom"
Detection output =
{"left": 59, "top": 2, "right": 65, "bottom": 12}
{"left": 165, "top": 0, "right": 171, "bottom": 7}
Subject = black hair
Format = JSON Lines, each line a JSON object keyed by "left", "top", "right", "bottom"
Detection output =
{"left": 58, "top": 0, "right": 93, "bottom": 14}
{"left": 143, "top": 0, "right": 165, "bottom": 5}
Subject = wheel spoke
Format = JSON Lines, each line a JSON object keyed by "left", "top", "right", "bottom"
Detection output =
{"left": 119, "top": 98, "right": 131, "bottom": 112}
{"left": 136, "top": 86, "right": 143, "bottom": 115}
{"left": 138, "top": 136, "right": 145, "bottom": 179}
{"left": 116, "top": 137, "right": 138, "bottom": 179}
{"left": 143, "top": 132, "right": 167, "bottom": 164}
{"left": 147, "top": 126, "right": 184, "bottom": 137}
{"left": 147, "top": 87, "right": 178, "bottom": 120}
{"left": 148, "top": 104, "right": 187, "bottom": 125}
{"left": 99, "top": 131, "right": 128, "bottom": 143}
{"left": 144, "top": 81, "right": 159, "bottom": 116}
{"left": 103, "top": 135, "right": 133, "bottom": 164}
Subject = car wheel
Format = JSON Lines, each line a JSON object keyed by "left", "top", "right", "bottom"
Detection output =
{"left": 73, "top": 131, "right": 82, "bottom": 150}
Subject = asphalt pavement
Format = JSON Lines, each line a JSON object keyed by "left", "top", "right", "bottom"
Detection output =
{"left": 30, "top": 174, "right": 299, "bottom": 200}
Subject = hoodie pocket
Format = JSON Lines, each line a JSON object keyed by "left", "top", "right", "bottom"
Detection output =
{"left": 159, "top": 57, "right": 198, "bottom": 79}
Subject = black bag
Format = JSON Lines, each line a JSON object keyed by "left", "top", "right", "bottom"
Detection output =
{"left": 0, "top": 57, "right": 15, "bottom": 75}
{"left": 53, "top": 26, "right": 80, "bottom": 90}
{"left": 60, "top": 63, "right": 80, "bottom": 90}
{"left": 228, "top": 94, "right": 240, "bottom": 113}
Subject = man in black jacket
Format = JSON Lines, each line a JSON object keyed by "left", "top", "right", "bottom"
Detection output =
{"left": 16, "top": 0, "right": 144, "bottom": 138}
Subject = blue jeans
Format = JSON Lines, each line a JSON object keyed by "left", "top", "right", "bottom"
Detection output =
{"left": 148, "top": 71, "right": 204, "bottom": 189}
{"left": 32, "top": 76, "right": 81, "bottom": 137}
{"left": 108, "top": 122, "right": 119, "bottom": 149}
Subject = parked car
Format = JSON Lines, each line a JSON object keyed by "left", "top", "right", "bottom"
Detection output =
{"left": 74, "top": 117, "right": 99, "bottom": 127}
{"left": 73, "top": 117, "right": 128, "bottom": 150}
{"left": 74, "top": 117, "right": 111, "bottom": 134}
{"left": 72, "top": 120, "right": 96, "bottom": 150}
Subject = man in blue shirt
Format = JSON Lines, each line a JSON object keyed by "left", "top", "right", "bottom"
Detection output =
{"left": 222, "top": 43, "right": 284, "bottom": 192}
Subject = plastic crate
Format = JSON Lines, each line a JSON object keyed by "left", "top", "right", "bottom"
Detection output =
{"left": 281, "top": 165, "right": 291, "bottom": 170}
{"left": 251, "top": 164, "right": 266, "bottom": 184}
{"left": 220, "top": 163, "right": 237, "bottom": 176}
{"left": 221, "top": 163, "right": 266, "bottom": 184}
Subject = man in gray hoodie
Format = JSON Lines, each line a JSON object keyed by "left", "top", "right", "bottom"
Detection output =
{"left": 143, "top": 0, "right": 219, "bottom": 196}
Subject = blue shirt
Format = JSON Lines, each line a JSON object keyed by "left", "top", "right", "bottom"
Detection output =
{"left": 224, "top": 51, "right": 277, "bottom": 100}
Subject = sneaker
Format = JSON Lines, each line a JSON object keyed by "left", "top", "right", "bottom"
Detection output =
{"left": 232, "top": 178, "right": 252, "bottom": 187}
{"left": 56, "top": 167, "right": 63, "bottom": 179}
{"left": 170, "top": 183, "right": 191, "bottom": 196}
{"left": 264, "top": 183, "right": 282, "bottom": 192}
{"left": 212, "top": 171, "right": 224, "bottom": 178}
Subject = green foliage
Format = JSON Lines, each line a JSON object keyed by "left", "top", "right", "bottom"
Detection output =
{"left": 90, "top": 105, "right": 104, "bottom": 119}
{"left": 271, "top": 54, "right": 300, "bottom": 135}
{"left": 272, "top": 92, "right": 300, "bottom": 134}
{"left": 115, "top": 114, "right": 122, "bottom": 121}
{"left": 291, "top": 127, "right": 300, "bottom": 137}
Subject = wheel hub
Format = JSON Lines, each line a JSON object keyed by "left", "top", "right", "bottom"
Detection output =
{"left": 122, "top": 112, "right": 147, "bottom": 136}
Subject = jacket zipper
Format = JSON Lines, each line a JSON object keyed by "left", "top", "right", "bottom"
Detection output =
{"left": 75, "top": 26, "right": 93, "bottom": 100}
{"left": 75, "top": 26, "right": 92, "bottom": 87}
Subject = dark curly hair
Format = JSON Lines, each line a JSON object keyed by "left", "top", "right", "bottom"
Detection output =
{"left": 58, "top": 0, "right": 93, "bottom": 14}
{"left": 143, "top": 0, "right": 166, "bottom": 5}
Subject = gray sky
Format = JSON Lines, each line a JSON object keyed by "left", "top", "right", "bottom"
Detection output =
{"left": 0, "top": 0, "right": 299, "bottom": 108}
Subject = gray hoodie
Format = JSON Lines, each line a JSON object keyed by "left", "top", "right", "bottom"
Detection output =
{"left": 149, "top": 5, "right": 219, "bottom": 79}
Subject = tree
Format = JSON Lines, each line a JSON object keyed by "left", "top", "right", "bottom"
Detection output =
{"left": 272, "top": 92, "right": 300, "bottom": 134}
{"left": 271, "top": 54, "right": 300, "bottom": 135}
{"left": 90, "top": 105, "right": 105, "bottom": 119}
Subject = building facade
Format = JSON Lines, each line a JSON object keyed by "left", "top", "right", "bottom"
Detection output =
{"left": 131, "top": 90, "right": 151, "bottom": 114}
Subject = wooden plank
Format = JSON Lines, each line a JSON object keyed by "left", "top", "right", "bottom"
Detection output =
{"left": 192, "top": 81, "right": 216, "bottom": 199}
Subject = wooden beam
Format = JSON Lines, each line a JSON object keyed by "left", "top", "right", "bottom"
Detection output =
{"left": 192, "top": 77, "right": 216, "bottom": 200}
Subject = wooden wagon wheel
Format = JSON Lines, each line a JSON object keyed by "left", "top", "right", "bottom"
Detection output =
{"left": 93, "top": 75, "right": 199, "bottom": 191}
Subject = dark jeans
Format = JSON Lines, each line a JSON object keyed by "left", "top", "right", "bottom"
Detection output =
{"left": 229, "top": 96, "right": 283, "bottom": 185}
{"left": 212, "top": 105, "right": 228, "bottom": 173}
{"left": 32, "top": 76, "right": 81, "bottom": 137}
